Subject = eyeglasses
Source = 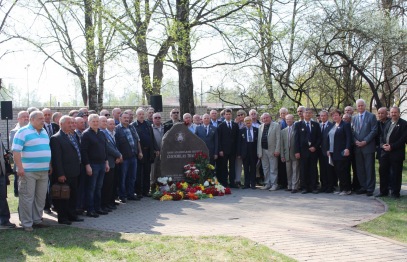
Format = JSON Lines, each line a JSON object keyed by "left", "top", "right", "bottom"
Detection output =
{"left": 154, "top": 117, "right": 161, "bottom": 119}
{"left": 83, "top": 114, "right": 89, "bottom": 116}
{"left": 172, "top": 112, "right": 179, "bottom": 114}
{"left": 238, "top": 114, "right": 244, "bottom": 116}
{"left": 105, "top": 114, "right": 110, "bottom": 117}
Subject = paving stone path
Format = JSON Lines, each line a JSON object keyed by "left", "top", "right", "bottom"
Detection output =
{"left": 10, "top": 188, "right": 407, "bottom": 261}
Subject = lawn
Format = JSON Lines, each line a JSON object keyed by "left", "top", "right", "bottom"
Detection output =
{"left": 357, "top": 155, "right": 407, "bottom": 244}
{"left": 0, "top": 227, "right": 293, "bottom": 262}
{"left": 4, "top": 177, "right": 292, "bottom": 262}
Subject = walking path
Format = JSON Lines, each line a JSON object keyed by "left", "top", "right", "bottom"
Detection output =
{"left": 10, "top": 188, "right": 407, "bottom": 261}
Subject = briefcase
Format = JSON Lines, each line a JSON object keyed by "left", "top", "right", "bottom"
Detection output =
{"left": 51, "top": 183, "right": 70, "bottom": 200}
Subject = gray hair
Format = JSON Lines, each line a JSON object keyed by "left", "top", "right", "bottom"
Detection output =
{"left": 279, "top": 108, "right": 288, "bottom": 114}
{"left": 88, "top": 114, "right": 99, "bottom": 122}
{"left": 27, "top": 107, "right": 39, "bottom": 114}
{"left": 319, "top": 110, "right": 329, "bottom": 116}
{"left": 17, "top": 111, "right": 28, "bottom": 118}
{"left": 356, "top": 99, "right": 366, "bottom": 106}
{"left": 135, "top": 108, "right": 145, "bottom": 115}
{"left": 59, "top": 115, "right": 71, "bottom": 125}
{"left": 29, "top": 111, "right": 43, "bottom": 121}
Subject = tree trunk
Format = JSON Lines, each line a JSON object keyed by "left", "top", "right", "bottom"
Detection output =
{"left": 96, "top": 0, "right": 104, "bottom": 111}
{"left": 176, "top": 0, "right": 195, "bottom": 115}
{"left": 84, "top": 0, "right": 97, "bottom": 110}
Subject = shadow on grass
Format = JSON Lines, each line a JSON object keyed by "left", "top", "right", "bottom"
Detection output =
{"left": 0, "top": 227, "right": 129, "bottom": 261}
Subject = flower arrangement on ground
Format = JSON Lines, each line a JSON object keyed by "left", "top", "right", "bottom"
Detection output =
{"left": 184, "top": 151, "right": 215, "bottom": 185}
{"left": 151, "top": 151, "right": 230, "bottom": 201}
{"left": 151, "top": 177, "right": 232, "bottom": 201}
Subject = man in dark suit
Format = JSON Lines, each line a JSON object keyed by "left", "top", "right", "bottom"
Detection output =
{"left": 163, "top": 108, "right": 182, "bottom": 134}
{"left": 217, "top": 109, "right": 239, "bottom": 187}
{"left": 132, "top": 108, "right": 159, "bottom": 198}
{"left": 43, "top": 108, "right": 60, "bottom": 137}
{"left": 195, "top": 114, "right": 218, "bottom": 166}
{"left": 237, "top": 117, "right": 258, "bottom": 189}
{"left": 0, "top": 137, "right": 16, "bottom": 228}
{"left": 42, "top": 108, "right": 60, "bottom": 214}
{"left": 100, "top": 116, "right": 122, "bottom": 210}
{"left": 352, "top": 99, "right": 378, "bottom": 196}
{"left": 210, "top": 110, "right": 223, "bottom": 127}
{"left": 50, "top": 116, "right": 84, "bottom": 225}
{"left": 295, "top": 108, "right": 321, "bottom": 194}
{"left": 377, "top": 107, "right": 407, "bottom": 198}
{"left": 318, "top": 110, "right": 334, "bottom": 192}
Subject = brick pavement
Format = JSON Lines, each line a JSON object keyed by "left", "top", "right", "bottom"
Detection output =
{"left": 10, "top": 187, "right": 407, "bottom": 261}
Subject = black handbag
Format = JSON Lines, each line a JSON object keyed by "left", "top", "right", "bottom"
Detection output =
{"left": 51, "top": 183, "right": 71, "bottom": 200}
{"left": 3, "top": 146, "right": 14, "bottom": 175}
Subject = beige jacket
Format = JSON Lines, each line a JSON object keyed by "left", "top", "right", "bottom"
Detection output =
{"left": 257, "top": 122, "right": 281, "bottom": 157}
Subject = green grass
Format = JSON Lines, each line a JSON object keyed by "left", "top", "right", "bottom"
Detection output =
{"left": 358, "top": 153, "right": 407, "bottom": 244}
{"left": 358, "top": 197, "right": 407, "bottom": 243}
{"left": 0, "top": 227, "right": 293, "bottom": 262}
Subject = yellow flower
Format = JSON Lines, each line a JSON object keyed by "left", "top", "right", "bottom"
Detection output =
{"left": 209, "top": 194, "right": 213, "bottom": 198}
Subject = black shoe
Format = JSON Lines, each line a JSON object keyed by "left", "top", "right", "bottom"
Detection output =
{"left": 96, "top": 210, "right": 108, "bottom": 215}
{"left": 119, "top": 198, "right": 127, "bottom": 203}
{"left": 58, "top": 220, "right": 72, "bottom": 225}
{"left": 375, "top": 193, "right": 389, "bottom": 197}
{"left": 366, "top": 191, "right": 373, "bottom": 197}
{"left": 291, "top": 189, "right": 298, "bottom": 194}
{"left": 390, "top": 194, "right": 400, "bottom": 199}
{"left": 107, "top": 204, "right": 117, "bottom": 210}
{"left": 356, "top": 189, "right": 367, "bottom": 195}
{"left": 312, "top": 190, "right": 319, "bottom": 194}
{"left": 70, "top": 217, "right": 84, "bottom": 222}
{"left": 33, "top": 223, "right": 50, "bottom": 228}
{"left": 229, "top": 184, "right": 238, "bottom": 188}
{"left": 0, "top": 221, "right": 16, "bottom": 229}
{"left": 44, "top": 208, "right": 52, "bottom": 214}
{"left": 127, "top": 196, "right": 140, "bottom": 201}
{"left": 76, "top": 209, "right": 85, "bottom": 216}
{"left": 301, "top": 190, "right": 308, "bottom": 194}
{"left": 325, "top": 189, "right": 334, "bottom": 193}
{"left": 143, "top": 193, "right": 152, "bottom": 197}
{"left": 285, "top": 188, "right": 292, "bottom": 192}
{"left": 87, "top": 211, "right": 99, "bottom": 218}
{"left": 251, "top": 186, "right": 256, "bottom": 190}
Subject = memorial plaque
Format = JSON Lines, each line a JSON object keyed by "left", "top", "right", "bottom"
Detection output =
{"left": 160, "top": 122, "right": 209, "bottom": 181}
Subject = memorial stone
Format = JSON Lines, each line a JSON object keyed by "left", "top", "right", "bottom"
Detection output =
{"left": 160, "top": 122, "right": 209, "bottom": 181}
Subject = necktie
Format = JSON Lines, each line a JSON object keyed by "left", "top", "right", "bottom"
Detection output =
{"left": 47, "top": 124, "right": 52, "bottom": 137}
{"left": 288, "top": 126, "right": 291, "bottom": 148}
{"left": 321, "top": 123, "right": 325, "bottom": 134}
{"left": 359, "top": 114, "right": 363, "bottom": 131}
{"left": 206, "top": 126, "right": 209, "bottom": 135}
{"left": 228, "top": 122, "right": 231, "bottom": 129}
{"left": 248, "top": 128, "right": 253, "bottom": 142}
{"left": 306, "top": 122, "right": 311, "bottom": 141}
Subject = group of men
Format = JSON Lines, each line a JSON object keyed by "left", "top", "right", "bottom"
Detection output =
{"left": 0, "top": 100, "right": 405, "bottom": 231}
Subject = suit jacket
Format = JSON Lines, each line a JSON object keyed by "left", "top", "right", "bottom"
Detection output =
{"left": 102, "top": 129, "right": 121, "bottom": 168}
{"left": 195, "top": 125, "right": 218, "bottom": 158}
{"left": 257, "top": 122, "right": 281, "bottom": 157}
{"left": 131, "top": 120, "right": 159, "bottom": 161}
{"left": 0, "top": 142, "right": 6, "bottom": 176}
{"left": 50, "top": 130, "right": 81, "bottom": 179}
{"left": 294, "top": 120, "right": 321, "bottom": 156}
{"left": 351, "top": 111, "right": 377, "bottom": 153}
{"left": 217, "top": 121, "right": 239, "bottom": 155}
{"left": 210, "top": 119, "right": 223, "bottom": 128}
{"left": 380, "top": 118, "right": 407, "bottom": 160}
{"left": 320, "top": 121, "right": 334, "bottom": 154}
{"left": 237, "top": 127, "right": 258, "bottom": 159}
{"left": 44, "top": 122, "right": 60, "bottom": 137}
{"left": 163, "top": 120, "right": 182, "bottom": 134}
{"left": 328, "top": 121, "right": 352, "bottom": 161}
{"left": 280, "top": 125, "right": 296, "bottom": 161}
